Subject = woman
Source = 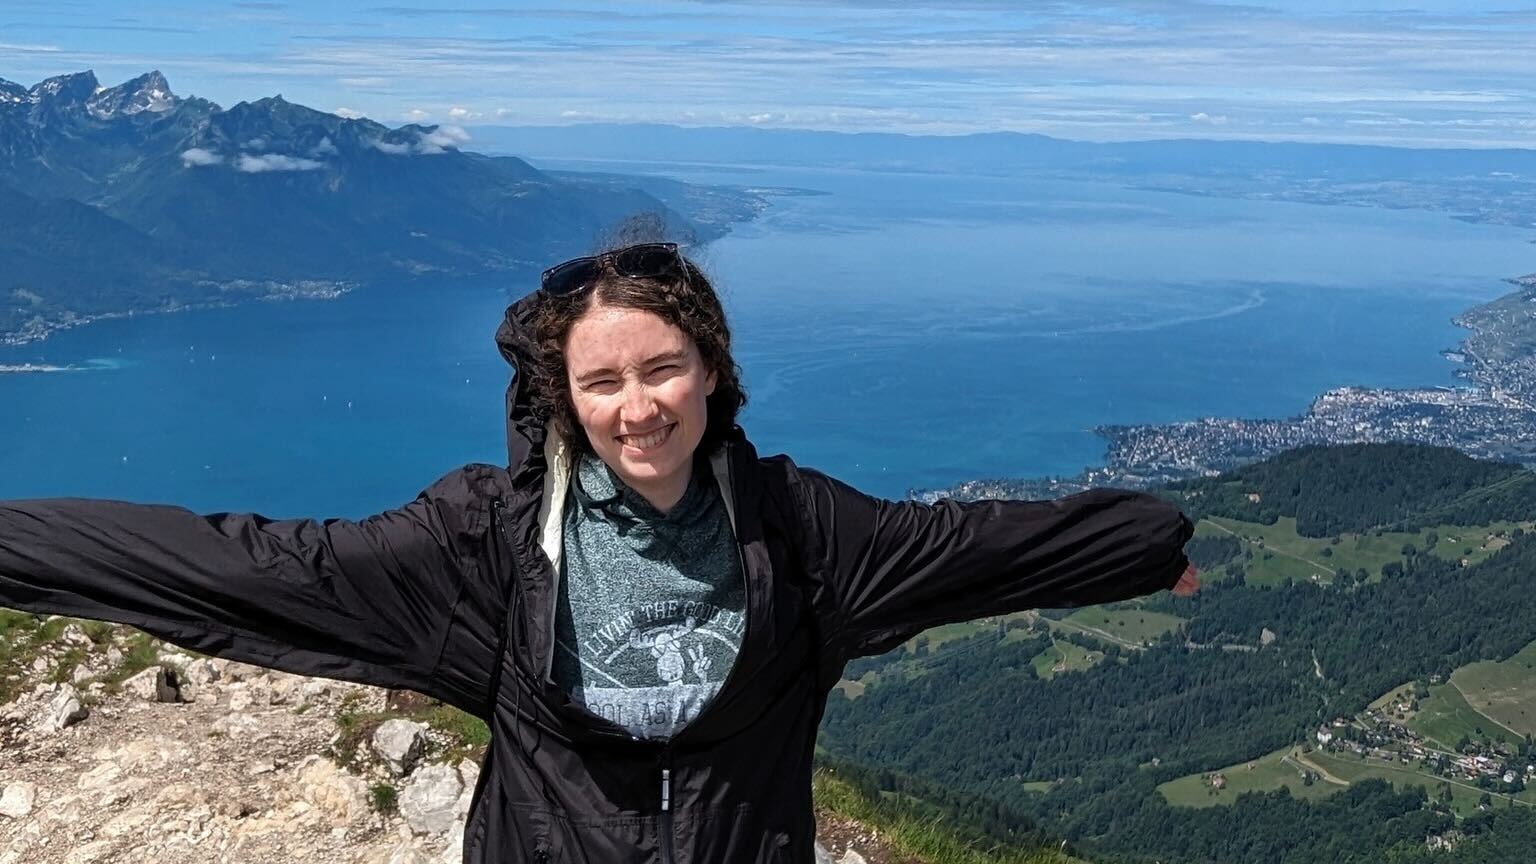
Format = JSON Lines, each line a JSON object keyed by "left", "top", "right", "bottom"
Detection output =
{"left": 0, "top": 241, "right": 1198, "bottom": 863}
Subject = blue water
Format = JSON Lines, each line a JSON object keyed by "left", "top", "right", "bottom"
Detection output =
{"left": 2, "top": 163, "right": 1532, "bottom": 517}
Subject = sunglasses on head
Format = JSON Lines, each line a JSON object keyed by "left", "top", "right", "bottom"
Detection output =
{"left": 540, "top": 242, "right": 686, "bottom": 298}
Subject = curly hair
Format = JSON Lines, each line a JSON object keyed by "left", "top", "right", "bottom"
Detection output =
{"left": 528, "top": 248, "right": 748, "bottom": 458}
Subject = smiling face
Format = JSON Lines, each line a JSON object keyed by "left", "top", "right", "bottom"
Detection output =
{"left": 564, "top": 300, "right": 718, "bottom": 513}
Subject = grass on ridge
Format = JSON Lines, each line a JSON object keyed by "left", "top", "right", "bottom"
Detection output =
{"left": 813, "top": 769, "right": 1084, "bottom": 864}
{"left": 1449, "top": 638, "right": 1536, "bottom": 738}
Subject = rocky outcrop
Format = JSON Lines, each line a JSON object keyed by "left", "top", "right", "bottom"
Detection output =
{"left": 0, "top": 619, "right": 891, "bottom": 863}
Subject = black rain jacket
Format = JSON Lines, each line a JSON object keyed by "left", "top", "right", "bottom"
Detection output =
{"left": 0, "top": 290, "right": 1195, "bottom": 863}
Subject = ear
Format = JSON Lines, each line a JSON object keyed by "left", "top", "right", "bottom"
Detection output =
{"left": 704, "top": 364, "right": 718, "bottom": 396}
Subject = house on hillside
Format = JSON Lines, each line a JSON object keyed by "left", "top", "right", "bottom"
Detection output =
{"left": 1316, "top": 727, "right": 1334, "bottom": 745}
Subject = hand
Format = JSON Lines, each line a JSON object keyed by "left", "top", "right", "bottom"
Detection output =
{"left": 1172, "top": 563, "right": 1201, "bottom": 597}
{"left": 688, "top": 644, "right": 712, "bottom": 683}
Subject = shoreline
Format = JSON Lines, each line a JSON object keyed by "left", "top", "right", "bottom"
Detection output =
{"left": 0, "top": 280, "right": 356, "bottom": 349}
{"left": 911, "top": 274, "right": 1536, "bottom": 502}
{"left": 0, "top": 363, "right": 76, "bottom": 374}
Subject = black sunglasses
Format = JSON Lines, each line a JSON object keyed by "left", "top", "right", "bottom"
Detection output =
{"left": 540, "top": 242, "right": 686, "bottom": 297}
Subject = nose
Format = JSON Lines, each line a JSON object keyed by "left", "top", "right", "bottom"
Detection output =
{"left": 620, "top": 380, "right": 660, "bottom": 425}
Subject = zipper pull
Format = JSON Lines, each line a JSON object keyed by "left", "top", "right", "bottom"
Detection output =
{"left": 661, "top": 768, "right": 671, "bottom": 812}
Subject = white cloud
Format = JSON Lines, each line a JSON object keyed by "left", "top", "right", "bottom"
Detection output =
{"left": 235, "top": 153, "right": 324, "bottom": 172}
{"left": 310, "top": 136, "right": 338, "bottom": 155}
{"left": 447, "top": 106, "right": 481, "bottom": 120}
{"left": 1301, "top": 116, "right": 1322, "bottom": 126}
{"left": 405, "top": 108, "right": 430, "bottom": 121}
{"left": 334, "top": 106, "right": 365, "bottom": 119}
{"left": 371, "top": 125, "right": 471, "bottom": 155}
{"left": 180, "top": 147, "right": 223, "bottom": 167}
{"left": 243, "top": 137, "right": 267, "bottom": 150}
{"left": 415, "top": 124, "right": 470, "bottom": 154}
{"left": 1190, "top": 112, "right": 1228, "bottom": 126}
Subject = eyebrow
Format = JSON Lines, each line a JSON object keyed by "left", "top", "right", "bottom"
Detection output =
{"left": 574, "top": 350, "right": 689, "bottom": 385}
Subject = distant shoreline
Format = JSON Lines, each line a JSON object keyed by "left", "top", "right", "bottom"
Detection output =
{"left": 911, "top": 274, "right": 1536, "bottom": 502}
{"left": 0, "top": 280, "right": 356, "bottom": 349}
{"left": 0, "top": 362, "right": 75, "bottom": 374}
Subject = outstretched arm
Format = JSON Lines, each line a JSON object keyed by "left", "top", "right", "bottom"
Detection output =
{"left": 792, "top": 467, "right": 1194, "bottom": 654}
{"left": 0, "top": 466, "right": 506, "bottom": 714}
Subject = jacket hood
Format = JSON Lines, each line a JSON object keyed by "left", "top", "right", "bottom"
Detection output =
{"left": 495, "top": 289, "right": 545, "bottom": 469}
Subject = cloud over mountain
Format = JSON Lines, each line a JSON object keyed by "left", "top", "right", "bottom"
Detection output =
{"left": 235, "top": 153, "right": 323, "bottom": 172}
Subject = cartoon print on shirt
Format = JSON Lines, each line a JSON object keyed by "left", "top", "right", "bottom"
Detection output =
{"left": 687, "top": 644, "right": 711, "bottom": 683}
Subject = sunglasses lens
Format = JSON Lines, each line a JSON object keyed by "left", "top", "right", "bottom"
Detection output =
{"left": 614, "top": 243, "right": 680, "bottom": 278}
{"left": 542, "top": 258, "right": 598, "bottom": 296}
{"left": 540, "top": 243, "right": 682, "bottom": 297}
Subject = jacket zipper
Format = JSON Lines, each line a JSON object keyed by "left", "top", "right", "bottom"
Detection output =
{"left": 660, "top": 754, "right": 675, "bottom": 864}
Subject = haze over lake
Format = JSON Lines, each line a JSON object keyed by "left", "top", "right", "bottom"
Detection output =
{"left": 1, "top": 161, "right": 1530, "bottom": 518}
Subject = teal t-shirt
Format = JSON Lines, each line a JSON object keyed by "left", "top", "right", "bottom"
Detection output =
{"left": 551, "top": 451, "right": 746, "bottom": 739}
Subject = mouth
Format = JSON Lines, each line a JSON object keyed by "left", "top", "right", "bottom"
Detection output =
{"left": 616, "top": 423, "right": 676, "bottom": 453}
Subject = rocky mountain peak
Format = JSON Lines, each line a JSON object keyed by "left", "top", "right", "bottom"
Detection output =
{"left": 27, "top": 70, "right": 99, "bottom": 105}
{"left": 86, "top": 70, "right": 177, "bottom": 119}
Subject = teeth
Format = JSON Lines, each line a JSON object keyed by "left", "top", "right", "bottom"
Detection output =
{"left": 621, "top": 424, "right": 672, "bottom": 450}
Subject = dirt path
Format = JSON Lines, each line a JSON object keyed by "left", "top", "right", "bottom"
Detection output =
{"left": 1288, "top": 748, "right": 1349, "bottom": 786}
{"left": 1048, "top": 618, "right": 1140, "bottom": 650}
{"left": 1201, "top": 518, "right": 1336, "bottom": 574}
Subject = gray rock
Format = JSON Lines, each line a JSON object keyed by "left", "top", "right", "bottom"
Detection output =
{"left": 181, "top": 658, "right": 221, "bottom": 688}
{"left": 839, "top": 850, "right": 868, "bottom": 864}
{"left": 44, "top": 683, "right": 88, "bottom": 731}
{"left": 399, "top": 764, "right": 463, "bottom": 836}
{"left": 60, "top": 624, "right": 93, "bottom": 648}
{"left": 814, "top": 842, "right": 835, "bottom": 864}
{"left": 0, "top": 783, "right": 36, "bottom": 819}
{"left": 372, "top": 720, "right": 429, "bottom": 777}
{"left": 122, "top": 667, "right": 180, "bottom": 703}
{"left": 155, "top": 650, "right": 192, "bottom": 670}
{"left": 435, "top": 822, "right": 466, "bottom": 864}
{"left": 387, "top": 843, "right": 431, "bottom": 864}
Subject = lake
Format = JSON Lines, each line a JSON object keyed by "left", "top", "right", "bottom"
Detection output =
{"left": 1, "top": 161, "right": 1531, "bottom": 517}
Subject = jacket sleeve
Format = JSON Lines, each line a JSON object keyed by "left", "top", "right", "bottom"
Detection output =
{"left": 0, "top": 467, "right": 503, "bottom": 711}
{"left": 792, "top": 467, "right": 1194, "bottom": 652}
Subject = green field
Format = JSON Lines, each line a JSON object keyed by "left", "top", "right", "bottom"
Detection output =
{"left": 1057, "top": 608, "right": 1185, "bottom": 647}
{"left": 1196, "top": 516, "right": 1530, "bottom": 588}
{"left": 1030, "top": 640, "right": 1103, "bottom": 680}
{"left": 1450, "top": 639, "right": 1536, "bottom": 737}
{"left": 1157, "top": 747, "right": 1337, "bottom": 808}
{"left": 1406, "top": 682, "right": 1523, "bottom": 751}
{"left": 1307, "top": 749, "right": 1536, "bottom": 819}
{"left": 1161, "top": 745, "right": 1536, "bottom": 819}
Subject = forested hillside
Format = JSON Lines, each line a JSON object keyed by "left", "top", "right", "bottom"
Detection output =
{"left": 819, "top": 443, "right": 1536, "bottom": 863}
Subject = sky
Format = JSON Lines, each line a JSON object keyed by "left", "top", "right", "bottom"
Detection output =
{"left": 4, "top": 0, "right": 1536, "bottom": 147}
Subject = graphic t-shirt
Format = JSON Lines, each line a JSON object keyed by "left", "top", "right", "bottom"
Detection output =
{"left": 551, "top": 451, "right": 745, "bottom": 739}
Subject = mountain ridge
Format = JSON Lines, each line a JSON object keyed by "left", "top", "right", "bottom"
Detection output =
{"left": 0, "top": 71, "right": 763, "bottom": 345}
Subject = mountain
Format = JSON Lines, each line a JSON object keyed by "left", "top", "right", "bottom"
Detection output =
{"left": 0, "top": 72, "right": 761, "bottom": 344}
{"left": 818, "top": 442, "right": 1536, "bottom": 863}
